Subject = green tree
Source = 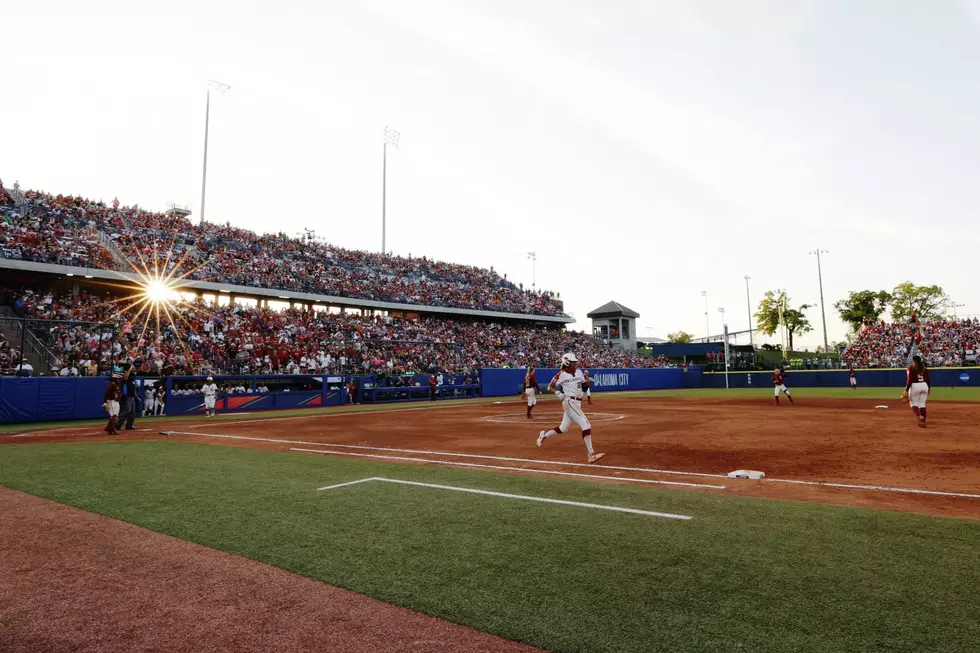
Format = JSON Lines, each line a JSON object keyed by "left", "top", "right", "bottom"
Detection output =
{"left": 888, "top": 282, "right": 949, "bottom": 321}
{"left": 835, "top": 290, "right": 892, "bottom": 331}
{"left": 666, "top": 331, "right": 694, "bottom": 343}
{"left": 755, "top": 290, "right": 814, "bottom": 351}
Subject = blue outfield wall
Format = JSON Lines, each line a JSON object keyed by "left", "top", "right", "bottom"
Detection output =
{"left": 700, "top": 368, "right": 979, "bottom": 388}
{"left": 0, "top": 375, "right": 345, "bottom": 425}
{"left": 479, "top": 367, "right": 685, "bottom": 397}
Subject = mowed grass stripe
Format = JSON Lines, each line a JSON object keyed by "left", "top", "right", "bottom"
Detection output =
{"left": 1, "top": 441, "right": 979, "bottom": 653}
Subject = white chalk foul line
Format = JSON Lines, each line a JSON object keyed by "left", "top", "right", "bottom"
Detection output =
{"left": 160, "top": 430, "right": 980, "bottom": 501}
{"left": 764, "top": 478, "right": 980, "bottom": 500}
{"left": 316, "top": 477, "right": 380, "bottom": 491}
{"left": 160, "top": 430, "right": 730, "bottom": 480}
{"left": 316, "top": 476, "right": 693, "bottom": 520}
{"left": 482, "top": 412, "right": 627, "bottom": 424}
{"left": 194, "top": 401, "right": 489, "bottom": 427}
{"left": 291, "top": 448, "right": 724, "bottom": 489}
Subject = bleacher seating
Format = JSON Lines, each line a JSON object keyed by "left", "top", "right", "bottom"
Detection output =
{"left": 1, "top": 187, "right": 564, "bottom": 317}
{"left": 842, "top": 319, "right": 980, "bottom": 368}
{"left": 8, "top": 286, "right": 664, "bottom": 378}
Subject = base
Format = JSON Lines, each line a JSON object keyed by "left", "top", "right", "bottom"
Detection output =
{"left": 728, "top": 469, "right": 765, "bottom": 480}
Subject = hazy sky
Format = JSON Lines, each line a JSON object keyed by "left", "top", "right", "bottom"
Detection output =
{"left": 5, "top": 0, "right": 980, "bottom": 347}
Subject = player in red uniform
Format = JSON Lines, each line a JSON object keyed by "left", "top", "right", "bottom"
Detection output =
{"left": 102, "top": 375, "right": 121, "bottom": 435}
{"left": 524, "top": 366, "right": 541, "bottom": 418}
{"left": 772, "top": 368, "right": 794, "bottom": 405}
{"left": 581, "top": 366, "right": 593, "bottom": 404}
{"left": 849, "top": 367, "right": 857, "bottom": 390}
{"left": 429, "top": 375, "right": 438, "bottom": 402}
{"left": 902, "top": 355, "right": 931, "bottom": 427}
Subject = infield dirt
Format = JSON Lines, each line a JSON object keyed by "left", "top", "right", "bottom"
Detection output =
{"left": 9, "top": 395, "right": 980, "bottom": 519}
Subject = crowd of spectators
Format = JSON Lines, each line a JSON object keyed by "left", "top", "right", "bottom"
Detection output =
{"left": 1, "top": 186, "right": 564, "bottom": 316}
{"left": 7, "top": 285, "right": 664, "bottom": 379}
{"left": 0, "top": 329, "right": 22, "bottom": 376}
{"left": 1, "top": 189, "right": 115, "bottom": 269}
{"left": 842, "top": 318, "right": 980, "bottom": 368}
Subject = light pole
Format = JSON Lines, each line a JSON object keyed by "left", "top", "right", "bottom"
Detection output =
{"left": 809, "top": 249, "right": 830, "bottom": 351}
{"left": 527, "top": 251, "right": 537, "bottom": 289}
{"left": 381, "top": 126, "right": 400, "bottom": 254}
{"left": 744, "top": 275, "right": 754, "bottom": 348}
{"left": 701, "top": 290, "right": 710, "bottom": 340}
{"left": 951, "top": 302, "right": 965, "bottom": 319}
{"left": 200, "top": 79, "right": 231, "bottom": 225}
{"left": 718, "top": 307, "right": 729, "bottom": 388}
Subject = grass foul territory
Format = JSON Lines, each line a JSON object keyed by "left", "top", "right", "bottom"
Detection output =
{"left": 2, "top": 441, "right": 979, "bottom": 653}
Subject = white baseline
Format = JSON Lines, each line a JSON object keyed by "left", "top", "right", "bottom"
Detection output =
{"left": 316, "top": 476, "right": 693, "bottom": 520}
{"left": 292, "top": 448, "right": 724, "bottom": 489}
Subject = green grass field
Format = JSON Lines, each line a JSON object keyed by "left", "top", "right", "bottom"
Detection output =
{"left": 2, "top": 441, "right": 978, "bottom": 652}
{"left": 2, "top": 386, "right": 979, "bottom": 434}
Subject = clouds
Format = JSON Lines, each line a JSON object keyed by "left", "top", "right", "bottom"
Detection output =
{"left": 2, "top": 0, "right": 979, "bottom": 347}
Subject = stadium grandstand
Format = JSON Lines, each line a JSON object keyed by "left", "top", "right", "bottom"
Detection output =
{"left": 0, "top": 181, "right": 667, "bottom": 378}
{"left": 0, "top": 183, "right": 564, "bottom": 317}
{"left": 841, "top": 318, "right": 980, "bottom": 368}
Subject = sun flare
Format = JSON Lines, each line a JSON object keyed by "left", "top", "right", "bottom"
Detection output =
{"left": 143, "top": 278, "right": 181, "bottom": 303}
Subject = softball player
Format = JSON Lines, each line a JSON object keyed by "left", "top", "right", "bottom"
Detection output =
{"left": 902, "top": 355, "right": 931, "bottom": 427}
{"left": 143, "top": 385, "right": 156, "bottom": 416}
{"left": 102, "top": 375, "right": 121, "bottom": 435}
{"left": 202, "top": 376, "right": 218, "bottom": 418}
{"left": 524, "top": 366, "right": 541, "bottom": 419}
{"left": 581, "top": 366, "right": 592, "bottom": 404}
{"left": 536, "top": 353, "right": 604, "bottom": 463}
{"left": 772, "top": 368, "right": 794, "bottom": 405}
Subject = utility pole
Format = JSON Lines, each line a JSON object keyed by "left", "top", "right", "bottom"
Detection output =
{"left": 744, "top": 275, "right": 754, "bottom": 347}
{"left": 809, "top": 249, "right": 830, "bottom": 351}
{"left": 701, "top": 290, "right": 710, "bottom": 340}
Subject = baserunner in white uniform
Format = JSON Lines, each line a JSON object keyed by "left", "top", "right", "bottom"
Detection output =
{"left": 537, "top": 353, "right": 604, "bottom": 463}
{"left": 202, "top": 376, "right": 218, "bottom": 418}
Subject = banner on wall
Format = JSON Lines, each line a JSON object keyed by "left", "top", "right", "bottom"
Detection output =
{"left": 479, "top": 367, "right": 684, "bottom": 397}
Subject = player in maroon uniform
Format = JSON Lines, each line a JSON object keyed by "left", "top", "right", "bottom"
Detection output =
{"left": 524, "top": 366, "right": 541, "bottom": 418}
{"left": 849, "top": 367, "right": 857, "bottom": 390}
{"left": 102, "top": 375, "right": 121, "bottom": 435}
{"left": 429, "top": 375, "right": 438, "bottom": 402}
{"left": 902, "top": 355, "right": 931, "bottom": 427}
{"left": 772, "top": 368, "right": 794, "bottom": 405}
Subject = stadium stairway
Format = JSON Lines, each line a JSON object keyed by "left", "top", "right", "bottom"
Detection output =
{"left": 97, "top": 230, "right": 134, "bottom": 272}
{"left": 0, "top": 307, "right": 50, "bottom": 375}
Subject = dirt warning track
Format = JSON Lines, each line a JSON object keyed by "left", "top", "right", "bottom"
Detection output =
{"left": 0, "top": 487, "right": 542, "bottom": 653}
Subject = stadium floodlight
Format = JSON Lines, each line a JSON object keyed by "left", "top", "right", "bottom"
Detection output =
{"left": 382, "top": 126, "right": 400, "bottom": 255}
{"left": 527, "top": 251, "right": 537, "bottom": 289}
{"left": 950, "top": 302, "right": 966, "bottom": 319}
{"left": 200, "top": 79, "right": 232, "bottom": 225}
{"left": 809, "top": 249, "right": 829, "bottom": 351}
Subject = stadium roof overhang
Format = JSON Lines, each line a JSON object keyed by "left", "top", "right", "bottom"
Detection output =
{"left": 0, "top": 258, "right": 572, "bottom": 324}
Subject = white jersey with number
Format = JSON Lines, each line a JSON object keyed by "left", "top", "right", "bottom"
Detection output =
{"left": 551, "top": 369, "right": 586, "bottom": 400}
{"left": 203, "top": 382, "right": 218, "bottom": 409}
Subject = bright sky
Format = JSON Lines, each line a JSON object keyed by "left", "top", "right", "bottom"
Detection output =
{"left": 5, "top": 0, "right": 980, "bottom": 348}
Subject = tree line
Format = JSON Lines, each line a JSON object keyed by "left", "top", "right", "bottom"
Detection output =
{"left": 665, "top": 283, "right": 953, "bottom": 348}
